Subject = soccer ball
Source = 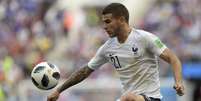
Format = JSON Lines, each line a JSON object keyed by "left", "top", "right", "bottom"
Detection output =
{"left": 31, "top": 62, "right": 60, "bottom": 90}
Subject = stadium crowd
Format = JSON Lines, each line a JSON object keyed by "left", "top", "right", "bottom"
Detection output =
{"left": 0, "top": 0, "right": 200, "bottom": 101}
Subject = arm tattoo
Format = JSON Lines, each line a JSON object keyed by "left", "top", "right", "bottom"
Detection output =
{"left": 57, "top": 65, "right": 94, "bottom": 93}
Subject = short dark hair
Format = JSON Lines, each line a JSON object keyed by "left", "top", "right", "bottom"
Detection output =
{"left": 102, "top": 3, "right": 129, "bottom": 23}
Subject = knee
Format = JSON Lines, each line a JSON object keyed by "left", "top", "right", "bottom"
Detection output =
{"left": 120, "top": 92, "right": 138, "bottom": 101}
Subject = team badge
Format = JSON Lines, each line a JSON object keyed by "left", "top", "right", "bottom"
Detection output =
{"left": 132, "top": 45, "right": 138, "bottom": 54}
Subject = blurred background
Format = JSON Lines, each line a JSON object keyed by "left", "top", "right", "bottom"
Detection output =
{"left": 0, "top": 0, "right": 201, "bottom": 101}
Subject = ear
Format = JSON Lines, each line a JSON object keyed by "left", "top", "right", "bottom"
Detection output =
{"left": 119, "top": 16, "right": 125, "bottom": 22}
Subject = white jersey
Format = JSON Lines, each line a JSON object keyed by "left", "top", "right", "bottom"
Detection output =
{"left": 88, "top": 28, "right": 167, "bottom": 99}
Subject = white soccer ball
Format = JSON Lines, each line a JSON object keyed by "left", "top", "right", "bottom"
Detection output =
{"left": 31, "top": 62, "right": 60, "bottom": 90}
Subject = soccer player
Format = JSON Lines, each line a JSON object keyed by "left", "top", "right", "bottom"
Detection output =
{"left": 47, "top": 3, "right": 184, "bottom": 101}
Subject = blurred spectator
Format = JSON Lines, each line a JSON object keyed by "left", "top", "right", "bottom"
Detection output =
{"left": 140, "top": 0, "right": 201, "bottom": 100}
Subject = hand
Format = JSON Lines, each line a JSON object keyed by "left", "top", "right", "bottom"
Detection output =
{"left": 173, "top": 82, "right": 184, "bottom": 96}
{"left": 47, "top": 90, "right": 60, "bottom": 101}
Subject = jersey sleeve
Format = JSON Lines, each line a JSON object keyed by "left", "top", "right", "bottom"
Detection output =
{"left": 145, "top": 32, "right": 167, "bottom": 56}
{"left": 88, "top": 45, "right": 108, "bottom": 70}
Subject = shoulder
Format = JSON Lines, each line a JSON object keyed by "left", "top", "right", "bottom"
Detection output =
{"left": 135, "top": 29, "right": 156, "bottom": 37}
{"left": 134, "top": 29, "right": 158, "bottom": 41}
{"left": 101, "top": 37, "right": 115, "bottom": 49}
{"left": 97, "top": 38, "right": 115, "bottom": 53}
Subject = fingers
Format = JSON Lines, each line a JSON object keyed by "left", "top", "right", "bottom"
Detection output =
{"left": 47, "top": 95, "right": 58, "bottom": 101}
{"left": 47, "top": 96, "right": 58, "bottom": 101}
{"left": 47, "top": 90, "right": 60, "bottom": 101}
{"left": 173, "top": 84, "right": 184, "bottom": 96}
{"left": 47, "top": 97, "right": 55, "bottom": 101}
{"left": 47, "top": 96, "right": 52, "bottom": 101}
{"left": 47, "top": 97, "right": 50, "bottom": 101}
{"left": 176, "top": 88, "right": 184, "bottom": 96}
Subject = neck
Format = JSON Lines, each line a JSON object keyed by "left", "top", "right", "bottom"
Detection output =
{"left": 117, "top": 24, "right": 131, "bottom": 43}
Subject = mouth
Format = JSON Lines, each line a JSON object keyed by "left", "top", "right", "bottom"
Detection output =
{"left": 107, "top": 32, "right": 115, "bottom": 37}
{"left": 104, "top": 30, "right": 114, "bottom": 37}
{"left": 106, "top": 31, "right": 110, "bottom": 33}
{"left": 105, "top": 30, "right": 111, "bottom": 34}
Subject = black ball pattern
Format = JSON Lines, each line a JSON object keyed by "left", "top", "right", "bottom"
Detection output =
{"left": 52, "top": 72, "right": 60, "bottom": 80}
{"left": 31, "top": 77, "right": 39, "bottom": 86}
{"left": 48, "top": 62, "right": 55, "bottom": 69}
{"left": 34, "top": 66, "right": 45, "bottom": 73}
{"left": 41, "top": 74, "right": 49, "bottom": 87}
{"left": 46, "top": 85, "right": 56, "bottom": 90}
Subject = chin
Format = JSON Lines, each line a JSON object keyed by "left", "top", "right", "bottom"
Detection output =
{"left": 107, "top": 32, "right": 116, "bottom": 37}
{"left": 109, "top": 34, "right": 116, "bottom": 38}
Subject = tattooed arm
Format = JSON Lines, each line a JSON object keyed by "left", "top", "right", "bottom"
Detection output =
{"left": 47, "top": 65, "right": 94, "bottom": 101}
{"left": 57, "top": 65, "right": 94, "bottom": 93}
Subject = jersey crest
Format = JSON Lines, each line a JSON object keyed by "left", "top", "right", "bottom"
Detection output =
{"left": 132, "top": 44, "right": 138, "bottom": 55}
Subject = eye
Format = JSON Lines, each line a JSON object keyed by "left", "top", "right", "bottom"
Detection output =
{"left": 105, "top": 19, "right": 111, "bottom": 24}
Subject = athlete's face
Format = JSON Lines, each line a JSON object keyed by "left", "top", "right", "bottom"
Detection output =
{"left": 102, "top": 14, "right": 122, "bottom": 37}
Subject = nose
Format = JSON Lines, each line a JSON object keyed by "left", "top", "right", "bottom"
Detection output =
{"left": 103, "top": 23, "right": 106, "bottom": 29}
{"left": 103, "top": 24, "right": 108, "bottom": 31}
{"left": 104, "top": 27, "right": 108, "bottom": 31}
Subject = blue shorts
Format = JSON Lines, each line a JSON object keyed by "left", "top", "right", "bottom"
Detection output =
{"left": 140, "top": 94, "right": 161, "bottom": 101}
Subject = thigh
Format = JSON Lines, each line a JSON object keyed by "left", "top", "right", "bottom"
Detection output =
{"left": 120, "top": 92, "right": 145, "bottom": 101}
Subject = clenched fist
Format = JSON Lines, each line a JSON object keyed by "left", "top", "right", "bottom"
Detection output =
{"left": 173, "top": 82, "right": 184, "bottom": 96}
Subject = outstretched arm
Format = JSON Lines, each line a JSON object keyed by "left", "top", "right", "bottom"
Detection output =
{"left": 159, "top": 48, "right": 184, "bottom": 96}
{"left": 47, "top": 65, "right": 94, "bottom": 101}
{"left": 57, "top": 65, "right": 94, "bottom": 93}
